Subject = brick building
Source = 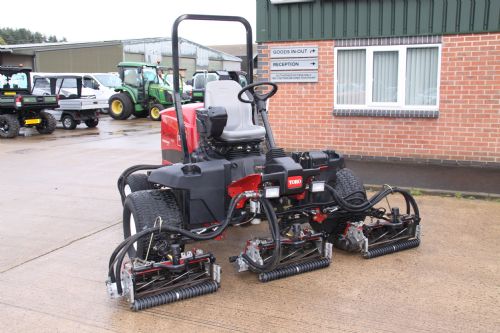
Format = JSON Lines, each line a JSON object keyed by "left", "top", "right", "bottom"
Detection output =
{"left": 256, "top": 0, "right": 500, "bottom": 168}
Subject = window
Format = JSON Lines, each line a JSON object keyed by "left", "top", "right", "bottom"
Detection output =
{"left": 142, "top": 66, "right": 159, "bottom": 84}
{"left": 93, "top": 74, "right": 122, "bottom": 88}
{"left": 193, "top": 73, "right": 219, "bottom": 89}
{"left": 32, "top": 77, "right": 51, "bottom": 95}
{"left": 123, "top": 68, "right": 141, "bottom": 87}
{"left": 334, "top": 45, "right": 440, "bottom": 111}
{"left": 0, "top": 72, "right": 28, "bottom": 90}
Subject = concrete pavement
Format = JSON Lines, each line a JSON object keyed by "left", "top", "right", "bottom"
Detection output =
{"left": 0, "top": 117, "right": 499, "bottom": 332}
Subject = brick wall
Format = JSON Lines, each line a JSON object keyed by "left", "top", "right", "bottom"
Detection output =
{"left": 258, "top": 33, "right": 500, "bottom": 167}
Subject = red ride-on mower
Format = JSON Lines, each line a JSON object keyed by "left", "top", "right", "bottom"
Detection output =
{"left": 107, "top": 14, "right": 421, "bottom": 311}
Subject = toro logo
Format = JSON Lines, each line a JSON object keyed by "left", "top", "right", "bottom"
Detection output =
{"left": 287, "top": 176, "right": 303, "bottom": 189}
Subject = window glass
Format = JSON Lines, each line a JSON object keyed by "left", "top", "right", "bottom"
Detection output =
{"left": 373, "top": 51, "right": 398, "bottom": 103}
{"left": 335, "top": 45, "right": 439, "bottom": 109}
{"left": 60, "top": 78, "right": 77, "bottom": 88}
{"left": 123, "top": 68, "right": 141, "bottom": 87}
{"left": 193, "top": 73, "right": 219, "bottom": 89}
{"left": 239, "top": 75, "right": 248, "bottom": 87}
{"left": 32, "top": 78, "right": 51, "bottom": 95}
{"left": 94, "top": 74, "right": 121, "bottom": 88}
{"left": 406, "top": 48, "right": 439, "bottom": 105}
{"left": 83, "top": 78, "right": 94, "bottom": 88}
{"left": 0, "top": 72, "right": 28, "bottom": 89}
{"left": 336, "top": 50, "right": 366, "bottom": 105}
{"left": 143, "top": 67, "right": 158, "bottom": 83}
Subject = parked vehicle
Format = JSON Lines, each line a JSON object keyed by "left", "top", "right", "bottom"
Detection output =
{"left": 32, "top": 75, "right": 107, "bottom": 129}
{"left": 33, "top": 72, "right": 122, "bottom": 114}
{"left": 163, "top": 73, "right": 192, "bottom": 102}
{"left": 108, "top": 62, "right": 179, "bottom": 121}
{"left": 189, "top": 70, "right": 248, "bottom": 102}
{"left": 107, "top": 14, "right": 422, "bottom": 312}
{"left": 0, "top": 66, "right": 58, "bottom": 138}
{"left": 82, "top": 73, "right": 122, "bottom": 113}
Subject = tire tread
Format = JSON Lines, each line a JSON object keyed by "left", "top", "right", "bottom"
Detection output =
{"left": 123, "top": 190, "right": 182, "bottom": 259}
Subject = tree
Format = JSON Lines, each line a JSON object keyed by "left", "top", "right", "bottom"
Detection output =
{"left": 0, "top": 28, "right": 66, "bottom": 45}
{"left": 0, "top": 36, "right": 5, "bottom": 45}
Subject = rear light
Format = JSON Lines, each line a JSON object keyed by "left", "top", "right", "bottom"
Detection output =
{"left": 15, "top": 96, "right": 23, "bottom": 108}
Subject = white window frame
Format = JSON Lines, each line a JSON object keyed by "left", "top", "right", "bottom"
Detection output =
{"left": 334, "top": 44, "right": 441, "bottom": 111}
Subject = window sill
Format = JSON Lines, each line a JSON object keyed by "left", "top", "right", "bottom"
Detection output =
{"left": 332, "top": 109, "right": 439, "bottom": 118}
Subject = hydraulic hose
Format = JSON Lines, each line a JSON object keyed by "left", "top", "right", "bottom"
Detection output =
{"left": 110, "top": 192, "right": 246, "bottom": 295}
{"left": 240, "top": 197, "right": 281, "bottom": 273}
{"left": 325, "top": 184, "right": 420, "bottom": 220}
{"left": 117, "top": 164, "right": 164, "bottom": 204}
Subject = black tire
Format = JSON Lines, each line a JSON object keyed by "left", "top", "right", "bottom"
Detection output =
{"left": 0, "top": 114, "right": 20, "bottom": 138}
{"left": 124, "top": 173, "right": 154, "bottom": 197}
{"left": 310, "top": 168, "right": 366, "bottom": 234}
{"left": 133, "top": 110, "right": 148, "bottom": 118}
{"left": 123, "top": 190, "right": 183, "bottom": 259}
{"left": 61, "top": 114, "right": 77, "bottom": 130}
{"left": 333, "top": 168, "right": 366, "bottom": 205}
{"left": 109, "top": 93, "right": 133, "bottom": 120}
{"left": 149, "top": 103, "right": 163, "bottom": 121}
{"left": 36, "top": 111, "right": 57, "bottom": 134}
{"left": 84, "top": 118, "right": 99, "bottom": 128}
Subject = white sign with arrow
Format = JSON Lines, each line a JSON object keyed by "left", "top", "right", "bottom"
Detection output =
{"left": 271, "top": 58, "right": 318, "bottom": 71}
{"left": 270, "top": 46, "right": 318, "bottom": 58}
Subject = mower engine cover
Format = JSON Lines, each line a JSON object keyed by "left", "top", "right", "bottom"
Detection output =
{"left": 161, "top": 103, "right": 202, "bottom": 164}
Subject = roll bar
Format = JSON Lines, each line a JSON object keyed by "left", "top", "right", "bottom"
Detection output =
{"left": 171, "top": 14, "right": 254, "bottom": 164}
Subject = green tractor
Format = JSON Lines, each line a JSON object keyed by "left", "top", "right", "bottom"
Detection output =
{"left": 108, "top": 62, "right": 175, "bottom": 121}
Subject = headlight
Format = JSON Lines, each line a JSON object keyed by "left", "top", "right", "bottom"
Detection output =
{"left": 310, "top": 181, "right": 325, "bottom": 193}
{"left": 264, "top": 186, "right": 280, "bottom": 198}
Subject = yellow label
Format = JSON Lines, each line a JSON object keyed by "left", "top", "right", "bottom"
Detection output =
{"left": 25, "top": 118, "right": 41, "bottom": 125}
{"left": 3, "top": 92, "right": 16, "bottom": 96}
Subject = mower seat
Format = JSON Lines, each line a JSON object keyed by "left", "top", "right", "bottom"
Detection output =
{"left": 204, "top": 80, "right": 266, "bottom": 142}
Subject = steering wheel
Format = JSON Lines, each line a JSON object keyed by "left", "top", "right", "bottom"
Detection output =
{"left": 237, "top": 82, "right": 278, "bottom": 104}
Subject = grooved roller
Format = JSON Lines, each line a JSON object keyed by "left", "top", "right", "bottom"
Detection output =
{"left": 131, "top": 280, "right": 219, "bottom": 311}
{"left": 363, "top": 238, "right": 420, "bottom": 259}
{"left": 258, "top": 257, "right": 331, "bottom": 283}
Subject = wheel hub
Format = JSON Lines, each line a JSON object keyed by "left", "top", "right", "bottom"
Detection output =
{"left": 150, "top": 107, "right": 160, "bottom": 119}
{"left": 112, "top": 100, "right": 123, "bottom": 115}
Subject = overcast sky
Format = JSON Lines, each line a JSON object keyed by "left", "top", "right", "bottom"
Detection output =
{"left": 1, "top": 0, "right": 257, "bottom": 46}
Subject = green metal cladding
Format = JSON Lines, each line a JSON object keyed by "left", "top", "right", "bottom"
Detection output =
{"left": 256, "top": 0, "right": 500, "bottom": 42}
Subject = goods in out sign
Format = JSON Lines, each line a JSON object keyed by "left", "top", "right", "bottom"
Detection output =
{"left": 269, "top": 46, "right": 318, "bottom": 83}
{"left": 270, "top": 47, "right": 318, "bottom": 58}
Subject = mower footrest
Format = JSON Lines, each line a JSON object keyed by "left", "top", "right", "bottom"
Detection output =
{"left": 131, "top": 280, "right": 219, "bottom": 311}
{"left": 363, "top": 238, "right": 420, "bottom": 259}
{"left": 259, "top": 257, "right": 330, "bottom": 283}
